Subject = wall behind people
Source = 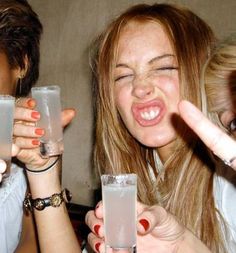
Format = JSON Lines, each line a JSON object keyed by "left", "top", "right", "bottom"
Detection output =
{"left": 28, "top": 0, "right": 235, "bottom": 206}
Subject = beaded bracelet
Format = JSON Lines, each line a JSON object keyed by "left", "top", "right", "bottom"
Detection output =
{"left": 24, "top": 188, "right": 72, "bottom": 212}
{"left": 25, "top": 156, "right": 60, "bottom": 174}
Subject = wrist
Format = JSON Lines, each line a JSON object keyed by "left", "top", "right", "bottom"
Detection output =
{"left": 26, "top": 157, "right": 62, "bottom": 197}
{"left": 24, "top": 188, "right": 72, "bottom": 212}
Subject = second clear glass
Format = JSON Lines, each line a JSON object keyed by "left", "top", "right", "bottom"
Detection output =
{"left": 31, "top": 85, "right": 63, "bottom": 157}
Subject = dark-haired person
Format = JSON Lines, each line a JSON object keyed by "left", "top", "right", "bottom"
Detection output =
{"left": 0, "top": 0, "right": 42, "bottom": 252}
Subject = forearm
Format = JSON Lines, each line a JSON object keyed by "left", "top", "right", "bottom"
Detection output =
{"left": 15, "top": 213, "right": 38, "bottom": 253}
{"left": 15, "top": 240, "right": 38, "bottom": 253}
{"left": 27, "top": 159, "right": 81, "bottom": 253}
{"left": 178, "top": 230, "right": 211, "bottom": 253}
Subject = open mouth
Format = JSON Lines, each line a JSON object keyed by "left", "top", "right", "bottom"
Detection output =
{"left": 132, "top": 99, "right": 165, "bottom": 126}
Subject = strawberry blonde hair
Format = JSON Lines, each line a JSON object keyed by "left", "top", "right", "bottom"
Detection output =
{"left": 92, "top": 4, "right": 227, "bottom": 252}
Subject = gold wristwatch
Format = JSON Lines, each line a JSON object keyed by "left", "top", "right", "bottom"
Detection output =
{"left": 24, "top": 188, "right": 72, "bottom": 211}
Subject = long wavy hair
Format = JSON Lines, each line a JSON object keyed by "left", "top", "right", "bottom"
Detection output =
{"left": 0, "top": 0, "right": 42, "bottom": 96}
{"left": 92, "top": 3, "right": 227, "bottom": 252}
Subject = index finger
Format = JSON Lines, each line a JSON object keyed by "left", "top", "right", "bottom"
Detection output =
{"left": 179, "top": 100, "right": 236, "bottom": 165}
{"left": 15, "top": 97, "right": 36, "bottom": 109}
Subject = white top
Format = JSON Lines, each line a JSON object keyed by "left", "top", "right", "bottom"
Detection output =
{"left": 150, "top": 153, "right": 236, "bottom": 252}
{"left": 0, "top": 163, "right": 27, "bottom": 253}
{"left": 214, "top": 165, "right": 236, "bottom": 253}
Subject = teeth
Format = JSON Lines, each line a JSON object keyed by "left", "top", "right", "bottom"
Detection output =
{"left": 140, "top": 109, "right": 159, "bottom": 120}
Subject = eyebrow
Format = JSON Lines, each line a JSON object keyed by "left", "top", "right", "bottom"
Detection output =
{"left": 116, "top": 54, "right": 175, "bottom": 68}
{"left": 148, "top": 54, "right": 175, "bottom": 64}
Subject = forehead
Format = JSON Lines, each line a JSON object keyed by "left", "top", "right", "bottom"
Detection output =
{"left": 117, "top": 21, "right": 174, "bottom": 60}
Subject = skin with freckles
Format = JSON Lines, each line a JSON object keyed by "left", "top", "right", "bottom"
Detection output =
{"left": 114, "top": 21, "right": 179, "bottom": 157}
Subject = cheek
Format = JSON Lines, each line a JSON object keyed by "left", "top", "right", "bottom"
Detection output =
{"left": 114, "top": 85, "right": 131, "bottom": 114}
{"left": 160, "top": 75, "right": 179, "bottom": 94}
{"left": 0, "top": 72, "right": 17, "bottom": 94}
{"left": 155, "top": 75, "right": 180, "bottom": 108}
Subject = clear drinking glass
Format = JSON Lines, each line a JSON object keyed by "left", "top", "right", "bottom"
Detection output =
{"left": 101, "top": 174, "right": 137, "bottom": 253}
{"left": 0, "top": 95, "right": 15, "bottom": 178}
{"left": 31, "top": 85, "right": 63, "bottom": 158}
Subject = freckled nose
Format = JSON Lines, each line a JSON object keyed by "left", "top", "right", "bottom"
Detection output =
{"left": 132, "top": 78, "right": 154, "bottom": 98}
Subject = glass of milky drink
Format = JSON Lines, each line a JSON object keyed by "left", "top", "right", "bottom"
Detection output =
{"left": 101, "top": 173, "right": 137, "bottom": 253}
{"left": 0, "top": 95, "right": 15, "bottom": 179}
{"left": 31, "top": 85, "right": 63, "bottom": 158}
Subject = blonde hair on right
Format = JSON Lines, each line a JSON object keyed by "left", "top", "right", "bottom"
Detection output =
{"left": 201, "top": 34, "right": 236, "bottom": 135}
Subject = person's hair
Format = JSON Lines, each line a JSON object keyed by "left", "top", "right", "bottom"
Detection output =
{"left": 92, "top": 3, "right": 227, "bottom": 251}
{"left": 201, "top": 34, "right": 236, "bottom": 137}
{"left": 0, "top": 0, "right": 43, "bottom": 96}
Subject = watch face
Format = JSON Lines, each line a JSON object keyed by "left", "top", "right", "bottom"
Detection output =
{"left": 51, "top": 194, "right": 62, "bottom": 207}
{"left": 23, "top": 196, "right": 32, "bottom": 211}
{"left": 34, "top": 199, "right": 45, "bottom": 210}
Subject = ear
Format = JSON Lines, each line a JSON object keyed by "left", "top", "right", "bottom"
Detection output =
{"left": 22, "top": 55, "right": 29, "bottom": 77}
{"left": 17, "top": 55, "right": 29, "bottom": 78}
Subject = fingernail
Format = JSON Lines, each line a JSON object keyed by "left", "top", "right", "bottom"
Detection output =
{"left": 94, "top": 224, "right": 100, "bottom": 236}
{"left": 31, "top": 111, "right": 40, "bottom": 119}
{"left": 32, "top": 139, "right": 40, "bottom": 146}
{"left": 27, "top": 99, "right": 35, "bottom": 108}
{"left": 95, "top": 242, "right": 101, "bottom": 252}
{"left": 35, "top": 128, "right": 44, "bottom": 135}
{"left": 139, "top": 219, "right": 149, "bottom": 231}
{"left": 0, "top": 160, "right": 6, "bottom": 173}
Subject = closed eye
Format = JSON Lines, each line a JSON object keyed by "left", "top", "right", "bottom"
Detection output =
{"left": 154, "top": 66, "right": 178, "bottom": 71}
{"left": 115, "top": 74, "right": 134, "bottom": 82}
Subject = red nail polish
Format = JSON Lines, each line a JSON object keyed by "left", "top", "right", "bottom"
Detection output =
{"left": 94, "top": 224, "right": 100, "bottom": 236}
{"left": 95, "top": 242, "right": 101, "bottom": 252}
{"left": 31, "top": 111, "right": 40, "bottom": 119}
{"left": 32, "top": 139, "right": 40, "bottom": 146}
{"left": 139, "top": 219, "right": 149, "bottom": 231}
{"left": 35, "top": 128, "right": 44, "bottom": 135}
{"left": 27, "top": 99, "right": 35, "bottom": 108}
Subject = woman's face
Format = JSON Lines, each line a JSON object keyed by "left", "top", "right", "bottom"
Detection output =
{"left": 114, "top": 21, "right": 180, "bottom": 154}
{"left": 0, "top": 52, "right": 19, "bottom": 95}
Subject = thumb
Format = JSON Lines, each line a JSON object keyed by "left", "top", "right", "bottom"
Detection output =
{"left": 61, "top": 108, "right": 76, "bottom": 128}
{"left": 12, "top": 143, "right": 20, "bottom": 157}
{"left": 137, "top": 205, "right": 169, "bottom": 235}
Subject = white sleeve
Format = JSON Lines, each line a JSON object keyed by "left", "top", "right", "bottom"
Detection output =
{"left": 214, "top": 166, "right": 236, "bottom": 253}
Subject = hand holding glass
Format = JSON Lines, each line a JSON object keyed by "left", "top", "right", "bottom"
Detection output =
{"left": 0, "top": 95, "right": 15, "bottom": 178}
{"left": 31, "top": 85, "right": 63, "bottom": 158}
{"left": 101, "top": 174, "right": 137, "bottom": 253}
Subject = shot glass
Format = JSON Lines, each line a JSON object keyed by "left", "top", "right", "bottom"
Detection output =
{"left": 0, "top": 95, "right": 15, "bottom": 178}
{"left": 31, "top": 85, "right": 63, "bottom": 158}
{"left": 101, "top": 174, "right": 137, "bottom": 253}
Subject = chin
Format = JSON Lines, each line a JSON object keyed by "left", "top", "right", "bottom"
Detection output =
{"left": 136, "top": 133, "right": 176, "bottom": 148}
